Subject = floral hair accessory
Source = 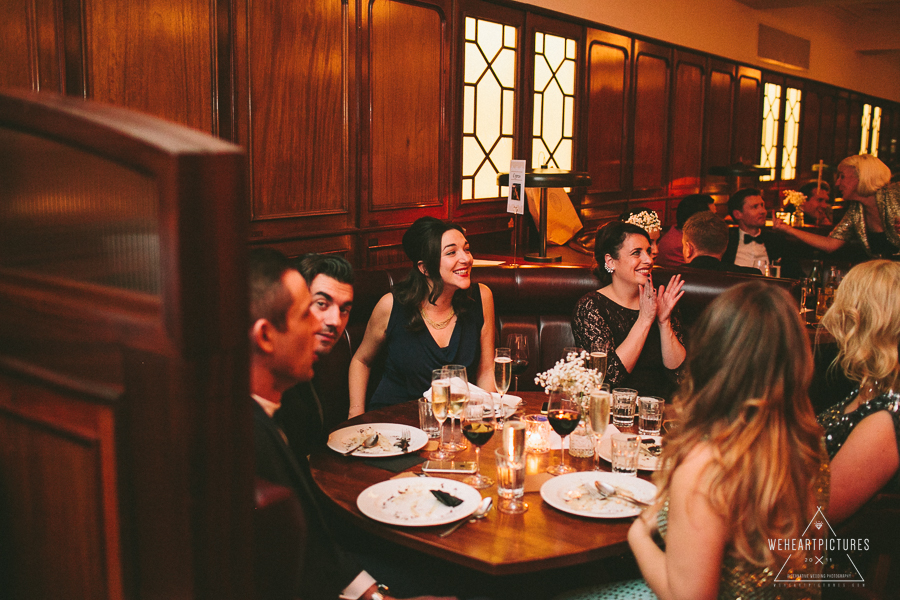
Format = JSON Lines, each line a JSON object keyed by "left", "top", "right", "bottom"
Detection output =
{"left": 782, "top": 190, "right": 807, "bottom": 209}
{"left": 625, "top": 210, "right": 662, "bottom": 233}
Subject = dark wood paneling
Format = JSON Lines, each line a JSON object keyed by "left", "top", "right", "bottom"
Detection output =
{"left": 848, "top": 95, "right": 863, "bottom": 157}
{"left": 670, "top": 51, "right": 705, "bottom": 193}
{"left": 834, "top": 93, "right": 850, "bottom": 163}
{"left": 703, "top": 61, "right": 735, "bottom": 195}
{"left": 819, "top": 92, "right": 837, "bottom": 164}
{"left": 799, "top": 86, "right": 821, "bottom": 181}
{"left": 584, "top": 29, "right": 630, "bottom": 199}
{"left": 733, "top": 66, "right": 761, "bottom": 164}
{"left": 631, "top": 40, "right": 670, "bottom": 196}
{"left": 241, "top": 0, "right": 349, "bottom": 226}
{"left": 85, "top": 0, "right": 214, "bottom": 131}
{"left": 0, "top": 1, "right": 38, "bottom": 90}
{"left": 365, "top": 0, "right": 447, "bottom": 222}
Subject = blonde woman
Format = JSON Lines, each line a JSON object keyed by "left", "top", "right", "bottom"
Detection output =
{"left": 818, "top": 260, "right": 900, "bottom": 524}
{"left": 775, "top": 154, "right": 900, "bottom": 258}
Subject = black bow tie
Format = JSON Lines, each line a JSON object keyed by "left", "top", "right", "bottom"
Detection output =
{"left": 744, "top": 233, "right": 763, "bottom": 244}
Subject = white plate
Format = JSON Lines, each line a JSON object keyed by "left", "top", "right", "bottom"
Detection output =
{"left": 540, "top": 472, "right": 658, "bottom": 519}
{"left": 598, "top": 435, "right": 663, "bottom": 471}
{"left": 489, "top": 393, "right": 522, "bottom": 418}
{"left": 327, "top": 423, "right": 428, "bottom": 457}
{"left": 357, "top": 477, "right": 482, "bottom": 526}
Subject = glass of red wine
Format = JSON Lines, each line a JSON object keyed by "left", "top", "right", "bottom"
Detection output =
{"left": 462, "top": 395, "right": 494, "bottom": 489}
{"left": 546, "top": 388, "right": 579, "bottom": 475}
{"left": 506, "top": 333, "right": 529, "bottom": 392}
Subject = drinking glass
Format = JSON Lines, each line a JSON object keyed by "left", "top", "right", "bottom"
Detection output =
{"left": 506, "top": 334, "right": 529, "bottom": 392}
{"left": 546, "top": 389, "right": 579, "bottom": 475}
{"left": 638, "top": 396, "right": 663, "bottom": 436}
{"left": 462, "top": 395, "right": 494, "bottom": 489}
{"left": 588, "top": 389, "right": 611, "bottom": 471}
{"left": 562, "top": 347, "right": 581, "bottom": 362}
{"left": 444, "top": 365, "right": 468, "bottom": 452}
{"left": 429, "top": 368, "right": 452, "bottom": 460}
{"left": 611, "top": 433, "right": 640, "bottom": 476}
{"left": 493, "top": 348, "right": 512, "bottom": 425}
{"left": 588, "top": 342, "right": 608, "bottom": 386}
{"left": 752, "top": 258, "right": 770, "bottom": 277}
{"left": 611, "top": 388, "right": 638, "bottom": 428}
{"left": 494, "top": 448, "right": 527, "bottom": 514}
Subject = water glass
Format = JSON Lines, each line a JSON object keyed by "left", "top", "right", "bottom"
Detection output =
{"left": 611, "top": 388, "right": 638, "bottom": 427}
{"left": 494, "top": 448, "right": 527, "bottom": 514}
{"left": 523, "top": 414, "right": 551, "bottom": 454}
{"left": 752, "top": 258, "right": 770, "bottom": 276}
{"left": 502, "top": 416, "right": 526, "bottom": 462}
{"left": 610, "top": 433, "right": 640, "bottom": 476}
{"left": 638, "top": 396, "right": 663, "bottom": 436}
{"left": 417, "top": 397, "right": 440, "bottom": 438}
{"left": 568, "top": 422, "right": 594, "bottom": 458}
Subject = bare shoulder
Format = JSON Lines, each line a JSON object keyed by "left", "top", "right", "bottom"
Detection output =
{"left": 477, "top": 282, "right": 493, "bottom": 301}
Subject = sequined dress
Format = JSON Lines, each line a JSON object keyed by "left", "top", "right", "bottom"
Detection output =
{"left": 828, "top": 182, "right": 900, "bottom": 257}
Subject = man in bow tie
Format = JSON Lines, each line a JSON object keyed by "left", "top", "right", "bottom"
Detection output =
{"left": 722, "top": 188, "right": 801, "bottom": 277}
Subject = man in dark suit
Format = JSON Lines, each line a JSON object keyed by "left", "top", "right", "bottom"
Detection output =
{"left": 722, "top": 188, "right": 802, "bottom": 278}
{"left": 277, "top": 254, "right": 355, "bottom": 460}
{"left": 248, "top": 248, "right": 451, "bottom": 600}
{"left": 682, "top": 211, "right": 762, "bottom": 274}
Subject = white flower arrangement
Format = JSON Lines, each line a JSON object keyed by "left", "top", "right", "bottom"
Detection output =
{"left": 534, "top": 350, "right": 604, "bottom": 401}
{"left": 625, "top": 210, "right": 662, "bottom": 233}
{"left": 782, "top": 190, "right": 807, "bottom": 209}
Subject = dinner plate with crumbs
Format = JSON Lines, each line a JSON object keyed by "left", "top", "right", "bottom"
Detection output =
{"left": 598, "top": 435, "right": 663, "bottom": 471}
{"left": 540, "top": 472, "right": 658, "bottom": 519}
{"left": 357, "top": 477, "right": 482, "bottom": 526}
{"left": 327, "top": 423, "right": 428, "bottom": 457}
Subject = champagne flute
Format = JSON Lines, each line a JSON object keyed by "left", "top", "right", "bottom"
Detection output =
{"left": 493, "top": 348, "right": 512, "bottom": 425}
{"left": 462, "top": 395, "right": 494, "bottom": 489}
{"left": 444, "top": 365, "right": 469, "bottom": 452}
{"left": 546, "top": 388, "right": 579, "bottom": 475}
{"left": 429, "top": 368, "right": 452, "bottom": 460}
{"left": 589, "top": 342, "right": 608, "bottom": 387}
{"left": 588, "top": 388, "right": 611, "bottom": 471}
{"left": 506, "top": 333, "right": 529, "bottom": 392}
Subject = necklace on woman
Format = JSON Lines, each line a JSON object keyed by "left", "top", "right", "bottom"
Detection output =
{"left": 421, "top": 307, "right": 456, "bottom": 329}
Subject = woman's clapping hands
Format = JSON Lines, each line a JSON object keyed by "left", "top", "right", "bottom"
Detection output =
{"left": 639, "top": 274, "right": 684, "bottom": 325}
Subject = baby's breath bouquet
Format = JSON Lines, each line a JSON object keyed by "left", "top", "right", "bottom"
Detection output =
{"left": 534, "top": 350, "right": 604, "bottom": 409}
{"left": 782, "top": 190, "right": 807, "bottom": 210}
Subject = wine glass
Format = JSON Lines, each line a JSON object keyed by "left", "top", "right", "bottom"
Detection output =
{"left": 562, "top": 347, "right": 581, "bottom": 362}
{"left": 444, "top": 365, "right": 469, "bottom": 452}
{"left": 493, "top": 348, "right": 511, "bottom": 425}
{"left": 588, "top": 388, "right": 610, "bottom": 471}
{"left": 546, "top": 388, "right": 579, "bottom": 475}
{"left": 589, "top": 342, "right": 608, "bottom": 387}
{"left": 462, "top": 395, "right": 494, "bottom": 489}
{"left": 429, "top": 368, "right": 452, "bottom": 460}
{"left": 506, "top": 334, "right": 529, "bottom": 392}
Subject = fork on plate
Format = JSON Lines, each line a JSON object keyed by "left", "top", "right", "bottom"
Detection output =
{"left": 397, "top": 428, "right": 411, "bottom": 452}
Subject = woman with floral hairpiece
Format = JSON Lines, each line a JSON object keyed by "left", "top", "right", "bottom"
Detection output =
{"left": 573, "top": 221, "right": 685, "bottom": 400}
{"left": 620, "top": 208, "right": 663, "bottom": 260}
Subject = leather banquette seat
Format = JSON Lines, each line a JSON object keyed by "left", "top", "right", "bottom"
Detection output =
{"left": 311, "top": 264, "right": 801, "bottom": 428}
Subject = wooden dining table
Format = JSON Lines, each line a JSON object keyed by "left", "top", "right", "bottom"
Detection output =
{"left": 308, "top": 391, "right": 659, "bottom": 577}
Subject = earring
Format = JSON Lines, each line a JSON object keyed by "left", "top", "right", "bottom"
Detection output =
{"left": 604, "top": 264, "right": 614, "bottom": 273}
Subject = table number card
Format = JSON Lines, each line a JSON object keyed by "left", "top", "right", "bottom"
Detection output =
{"left": 506, "top": 160, "right": 526, "bottom": 214}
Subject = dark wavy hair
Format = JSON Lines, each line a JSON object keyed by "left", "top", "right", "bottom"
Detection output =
{"left": 592, "top": 221, "right": 650, "bottom": 285}
{"left": 394, "top": 217, "right": 475, "bottom": 331}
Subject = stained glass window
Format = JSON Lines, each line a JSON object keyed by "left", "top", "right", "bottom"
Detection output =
{"left": 860, "top": 104, "right": 882, "bottom": 157}
{"left": 461, "top": 17, "right": 517, "bottom": 200}
{"left": 759, "top": 83, "right": 781, "bottom": 182}
{"left": 532, "top": 32, "right": 576, "bottom": 171}
{"left": 860, "top": 104, "right": 873, "bottom": 155}
{"left": 781, "top": 87, "right": 802, "bottom": 180}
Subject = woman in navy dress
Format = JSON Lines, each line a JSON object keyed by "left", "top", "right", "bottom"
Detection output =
{"left": 348, "top": 217, "right": 496, "bottom": 417}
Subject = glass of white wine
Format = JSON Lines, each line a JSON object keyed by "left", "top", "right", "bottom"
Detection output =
{"left": 589, "top": 342, "right": 608, "bottom": 386}
{"left": 429, "top": 368, "right": 452, "bottom": 460}
{"left": 493, "top": 348, "right": 511, "bottom": 425}
{"left": 588, "top": 388, "right": 611, "bottom": 471}
{"left": 443, "top": 365, "right": 469, "bottom": 452}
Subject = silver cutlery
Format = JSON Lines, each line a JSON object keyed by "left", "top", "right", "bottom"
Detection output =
{"left": 594, "top": 480, "right": 651, "bottom": 508}
{"left": 342, "top": 432, "right": 379, "bottom": 456}
{"left": 396, "top": 428, "right": 411, "bottom": 452}
{"left": 438, "top": 496, "right": 492, "bottom": 538}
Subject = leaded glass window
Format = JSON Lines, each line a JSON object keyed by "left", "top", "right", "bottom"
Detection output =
{"left": 532, "top": 32, "right": 576, "bottom": 170}
{"left": 461, "top": 17, "right": 517, "bottom": 201}
{"left": 759, "top": 83, "right": 781, "bottom": 182}
{"left": 860, "top": 104, "right": 882, "bottom": 157}
{"left": 781, "top": 87, "right": 802, "bottom": 180}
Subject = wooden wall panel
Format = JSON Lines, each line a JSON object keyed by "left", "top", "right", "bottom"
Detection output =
{"left": 0, "top": 376, "right": 121, "bottom": 600}
{"left": 84, "top": 0, "right": 214, "bottom": 132}
{"left": 631, "top": 41, "right": 670, "bottom": 196}
{"left": 670, "top": 51, "right": 705, "bottom": 193}
{"left": 584, "top": 29, "right": 630, "bottom": 198}
{"left": 733, "top": 66, "right": 761, "bottom": 164}
{"left": 819, "top": 93, "right": 836, "bottom": 164}
{"left": 848, "top": 95, "right": 863, "bottom": 157}
{"left": 799, "top": 86, "right": 821, "bottom": 180}
{"left": 244, "top": 0, "right": 348, "bottom": 224}
{"left": 0, "top": 0, "right": 65, "bottom": 92}
{"left": 833, "top": 94, "right": 850, "bottom": 163}
{"left": 703, "top": 62, "right": 735, "bottom": 198}
{"left": 366, "top": 0, "right": 445, "bottom": 219}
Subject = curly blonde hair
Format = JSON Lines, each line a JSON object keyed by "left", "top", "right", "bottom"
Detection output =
{"left": 821, "top": 260, "right": 900, "bottom": 390}
{"left": 656, "top": 282, "right": 823, "bottom": 567}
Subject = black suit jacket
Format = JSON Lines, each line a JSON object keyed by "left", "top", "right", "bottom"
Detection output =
{"left": 722, "top": 228, "right": 803, "bottom": 278}
{"left": 687, "top": 254, "right": 763, "bottom": 275}
{"left": 253, "top": 400, "right": 361, "bottom": 599}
